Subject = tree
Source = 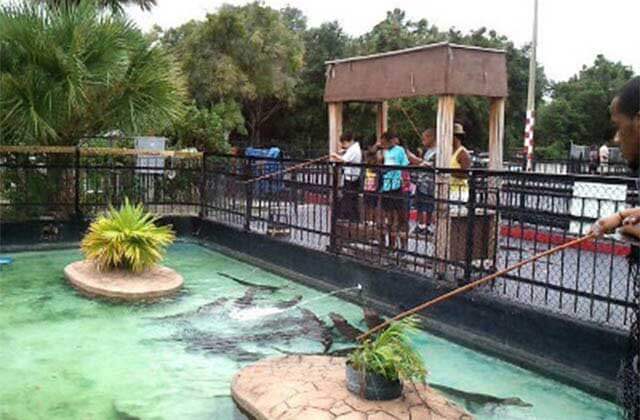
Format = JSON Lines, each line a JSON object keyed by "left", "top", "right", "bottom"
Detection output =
{"left": 0, "top": 1, "right": 185, "bottom": 145}
{"left": 536, "top": 55, "right": 634, "bottom": 155}
{"left": 36, "top": 0, "right": 157, "bottom": 13}
{"left": 266, "top": 19, "right": 350, "bottom": 154}
{"left": 162, "top": 101, "right": 245, "bottom": 152}
{"left": 176, "top": 2, "right": 304, "bottom": 145}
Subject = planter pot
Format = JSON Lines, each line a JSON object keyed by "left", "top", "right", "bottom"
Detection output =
{"left": 345, "top": 363, "right": 402, "bottom": 400}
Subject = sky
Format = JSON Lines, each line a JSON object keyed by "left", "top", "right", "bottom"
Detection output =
{"left": 122, "top": 0, "right": 640, "bottom": 82}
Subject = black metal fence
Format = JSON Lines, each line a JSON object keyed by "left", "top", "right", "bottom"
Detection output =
{"left": 1, "top": 148, "right": 637, "bottom": 331}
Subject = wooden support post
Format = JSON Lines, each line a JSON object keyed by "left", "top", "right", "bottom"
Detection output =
{"left": 488, "top": 98, "right": 505, "bottom": 171}
{"left": 434, "top": 95, "right": 456, "bottom": 275}
{"left": 328, "top": 102, "right": 343, "bottom": 155}
{"left": 375, "top": 101, "right": 388, "bottom": 140}
{"left": 488, "top": 97, "right": 505, "bottom": 208}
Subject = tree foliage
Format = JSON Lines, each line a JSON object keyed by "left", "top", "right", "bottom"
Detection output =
{"left": 536, "top": 55, "right": 635, "bottom": 157}
{"left": 265, "top": 9, "right": 549, "bottom": 154}
{"left": 0, "top": 1, "right": 185, "bottom": 145}
{"left": 163, "top": 2, "right": 304, "bottom": 146}
{"left": 162, "top": 101, "right": 245, "bottom": 152}
{"left": 36, "top": 0, "right": 157, "bottom": 14}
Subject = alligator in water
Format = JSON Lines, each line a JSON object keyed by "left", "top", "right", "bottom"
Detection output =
{"left": 234, "top": 288, "right": 258, "bottom": 307}
{"left": 329, "top": 312, "right": 364, "bottom": 342}
{"left": 167, "top": 305, "right": 335, "bottom": 359}
{"left": 153, "top": 297, "right": 229, "bottom": 320}
{"left": 298, "top": 308, "right": 333, "bottom": 353}
{"left": 363, "top": 307, "right": 384, "bottom": 330}
{"left": 217, "top": 272, "right": 285, "bottom": 292}
{"left": 430, "top": 383, "right": 532, "bottom": 411}
{"left": 275, "top": 295, "right": 303, "bottom": 309}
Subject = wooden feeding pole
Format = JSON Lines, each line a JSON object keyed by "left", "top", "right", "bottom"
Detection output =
{"left": 357, "top": 233, "right": 596, "bottom": 342}
{"left": 242, "top": 155, "right": 330, "bottom": 185}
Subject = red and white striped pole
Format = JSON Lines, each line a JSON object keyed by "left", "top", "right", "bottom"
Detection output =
{"left": 524, "top": 0, "right": 538, "bottom": 171}
{"left": 524, "top": 110, "right": 535, "bottom": 171}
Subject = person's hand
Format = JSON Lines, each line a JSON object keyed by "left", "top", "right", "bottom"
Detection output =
{"left": 588, "top": 213, "right": 623, "bottom": 237}
{"left": 620, "top": 215, "right": 640, "bottom": 240}
{"left": 588, "top": 219, "right": 606, "bottom": 237}
{"left": 330, "top": 152, "right": 341, "bottom": 161}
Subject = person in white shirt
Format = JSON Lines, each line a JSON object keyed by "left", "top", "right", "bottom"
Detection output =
{"left": 599, "top": 143, "right": 610, "bottom": 174}
{"left": 331, "top": 132, "right": 362, "bottom": 222}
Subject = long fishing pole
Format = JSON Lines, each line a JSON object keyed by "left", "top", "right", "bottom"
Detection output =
{"left": 357, "top": 233, "right": 596, "bottom": 342}
{"left": 242, "top": 155, "right": 330, "bottom": 184}
{"left": 393, "top": 101, "right": 422, "bottom": 142}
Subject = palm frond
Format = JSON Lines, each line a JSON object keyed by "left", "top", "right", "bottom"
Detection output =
{"left": 81, "top": 198, "right": 175, "bottom": 272}
{"left": 349, "top": 315, "right": 427, "bottom": 383}
{"left": 1, "top": 1, "right": 183, "bottom": 145}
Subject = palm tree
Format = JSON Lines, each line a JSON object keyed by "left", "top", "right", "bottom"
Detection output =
{"left": 0, "top": 1, "right": 184, "bottom": 145}
{"left": 37, "top": 0, "right": 157, "bottom": 13}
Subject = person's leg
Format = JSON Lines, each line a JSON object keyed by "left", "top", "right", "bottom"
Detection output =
{"left": 389, "top": 208, "right": 398, "bottom": 251}
{"left": 350, "top": 179, "right": 361, "bottom": 223}
{"left": 414, "top": 192, "right": 429, "bottom": 234}
{"left": 398, "top": 194, "right": 409, "bottom": 250}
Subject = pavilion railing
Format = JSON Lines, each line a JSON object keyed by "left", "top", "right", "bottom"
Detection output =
{"left": 1, "top": 148, "right": 637, "bottom": 331}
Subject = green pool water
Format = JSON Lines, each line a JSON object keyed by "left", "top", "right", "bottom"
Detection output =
{"left": 0, "top": 243, "right": 620, "bottom": 419}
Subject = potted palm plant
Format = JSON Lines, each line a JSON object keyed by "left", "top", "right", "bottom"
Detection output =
{"left": 346, "top": 316, "right": 427, "bottom": 400}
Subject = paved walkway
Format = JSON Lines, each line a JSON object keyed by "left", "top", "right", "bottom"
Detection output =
{"left": 231, "top": 355, "right": 471, "bottom": 420}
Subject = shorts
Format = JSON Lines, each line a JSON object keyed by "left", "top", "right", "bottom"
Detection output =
{"left": 381, "top": 189, "right": 406, "bottom": 213}
{"left": 415, "top": 191, "right": 434, "bottom": 214}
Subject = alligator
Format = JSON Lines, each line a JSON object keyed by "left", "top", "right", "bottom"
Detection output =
{"left": 217, "top": 272, "right": 285, "bottom": 292}
{"left": 363, "top": 307, "right": 384, "bottom": 330}
{"left": 153, "top": 297, "right": 229, "bottom": 320}
{"left": 298, "top": 308, "right": 333, "bottom": 353}
{"left": 430, "top": 383, "right": 533, "bottom": 411}
{"left": 234, "top": 288, "right": 258, "bottom": 307}
{"left": 329, "top": 312, "right": 364, "bottom": 342}
{"left": 275, "top": 295, "right": 303, "bottom": 309}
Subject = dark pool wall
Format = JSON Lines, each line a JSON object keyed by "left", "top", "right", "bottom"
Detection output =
{"left": 0, "top": 216, "right": 194, "bottom": 251}
{"left": 0, "top": 216, "right": 626, "bottom": 402}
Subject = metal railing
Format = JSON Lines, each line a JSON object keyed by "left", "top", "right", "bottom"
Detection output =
{"left": 1, "top": 148, "right": 637, "bottom": 331}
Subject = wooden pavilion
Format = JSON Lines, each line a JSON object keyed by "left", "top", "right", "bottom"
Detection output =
{"left": 323, "top": 42, "right": 508, "bottom": 266}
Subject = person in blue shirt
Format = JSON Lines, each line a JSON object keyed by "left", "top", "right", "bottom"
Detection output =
{"left": 377, "top": 131, "right": 410, "bottom": 254}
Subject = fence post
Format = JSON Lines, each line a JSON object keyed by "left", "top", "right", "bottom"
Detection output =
{"left": 74, "top": 146, "right": 81, "bottom": 218}
{"left": 328, "top": 162, "right": 340, "bottom": 253}
{"left": 199, "top": 152, "right": 207, "bottom": 218}
{"left": 244, "top": 158, "right": 253, "bottom": 232}
{"left": 463, "top": 171, "right": 477, "bottom": 285}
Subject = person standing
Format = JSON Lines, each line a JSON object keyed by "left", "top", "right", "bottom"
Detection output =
{"left": 589, "top": 77, "right": 639, "bottom": 420}
{"left": 331, "top": 132, "right": 362, "bottom": 222}
{"left": 377, "top": 131, "right": 410, "bottom": 253}
{"left": 588, "top": 144, "right": 600, "bottom": 174}
{"left": 407, "top": 128, "right": 437, "bottom": 235}
{"left": 599, "top": 142, "right": 610, "bottom": 174}
{"left": 450, "top": 123, "right": 472, "bottom": 203}
{"left": 363, "top": 143, "right": 383, "bottom": 226}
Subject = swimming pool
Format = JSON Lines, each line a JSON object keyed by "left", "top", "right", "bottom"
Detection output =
{"left": 0, "top": 243, "right": 620, "bottom": 419}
